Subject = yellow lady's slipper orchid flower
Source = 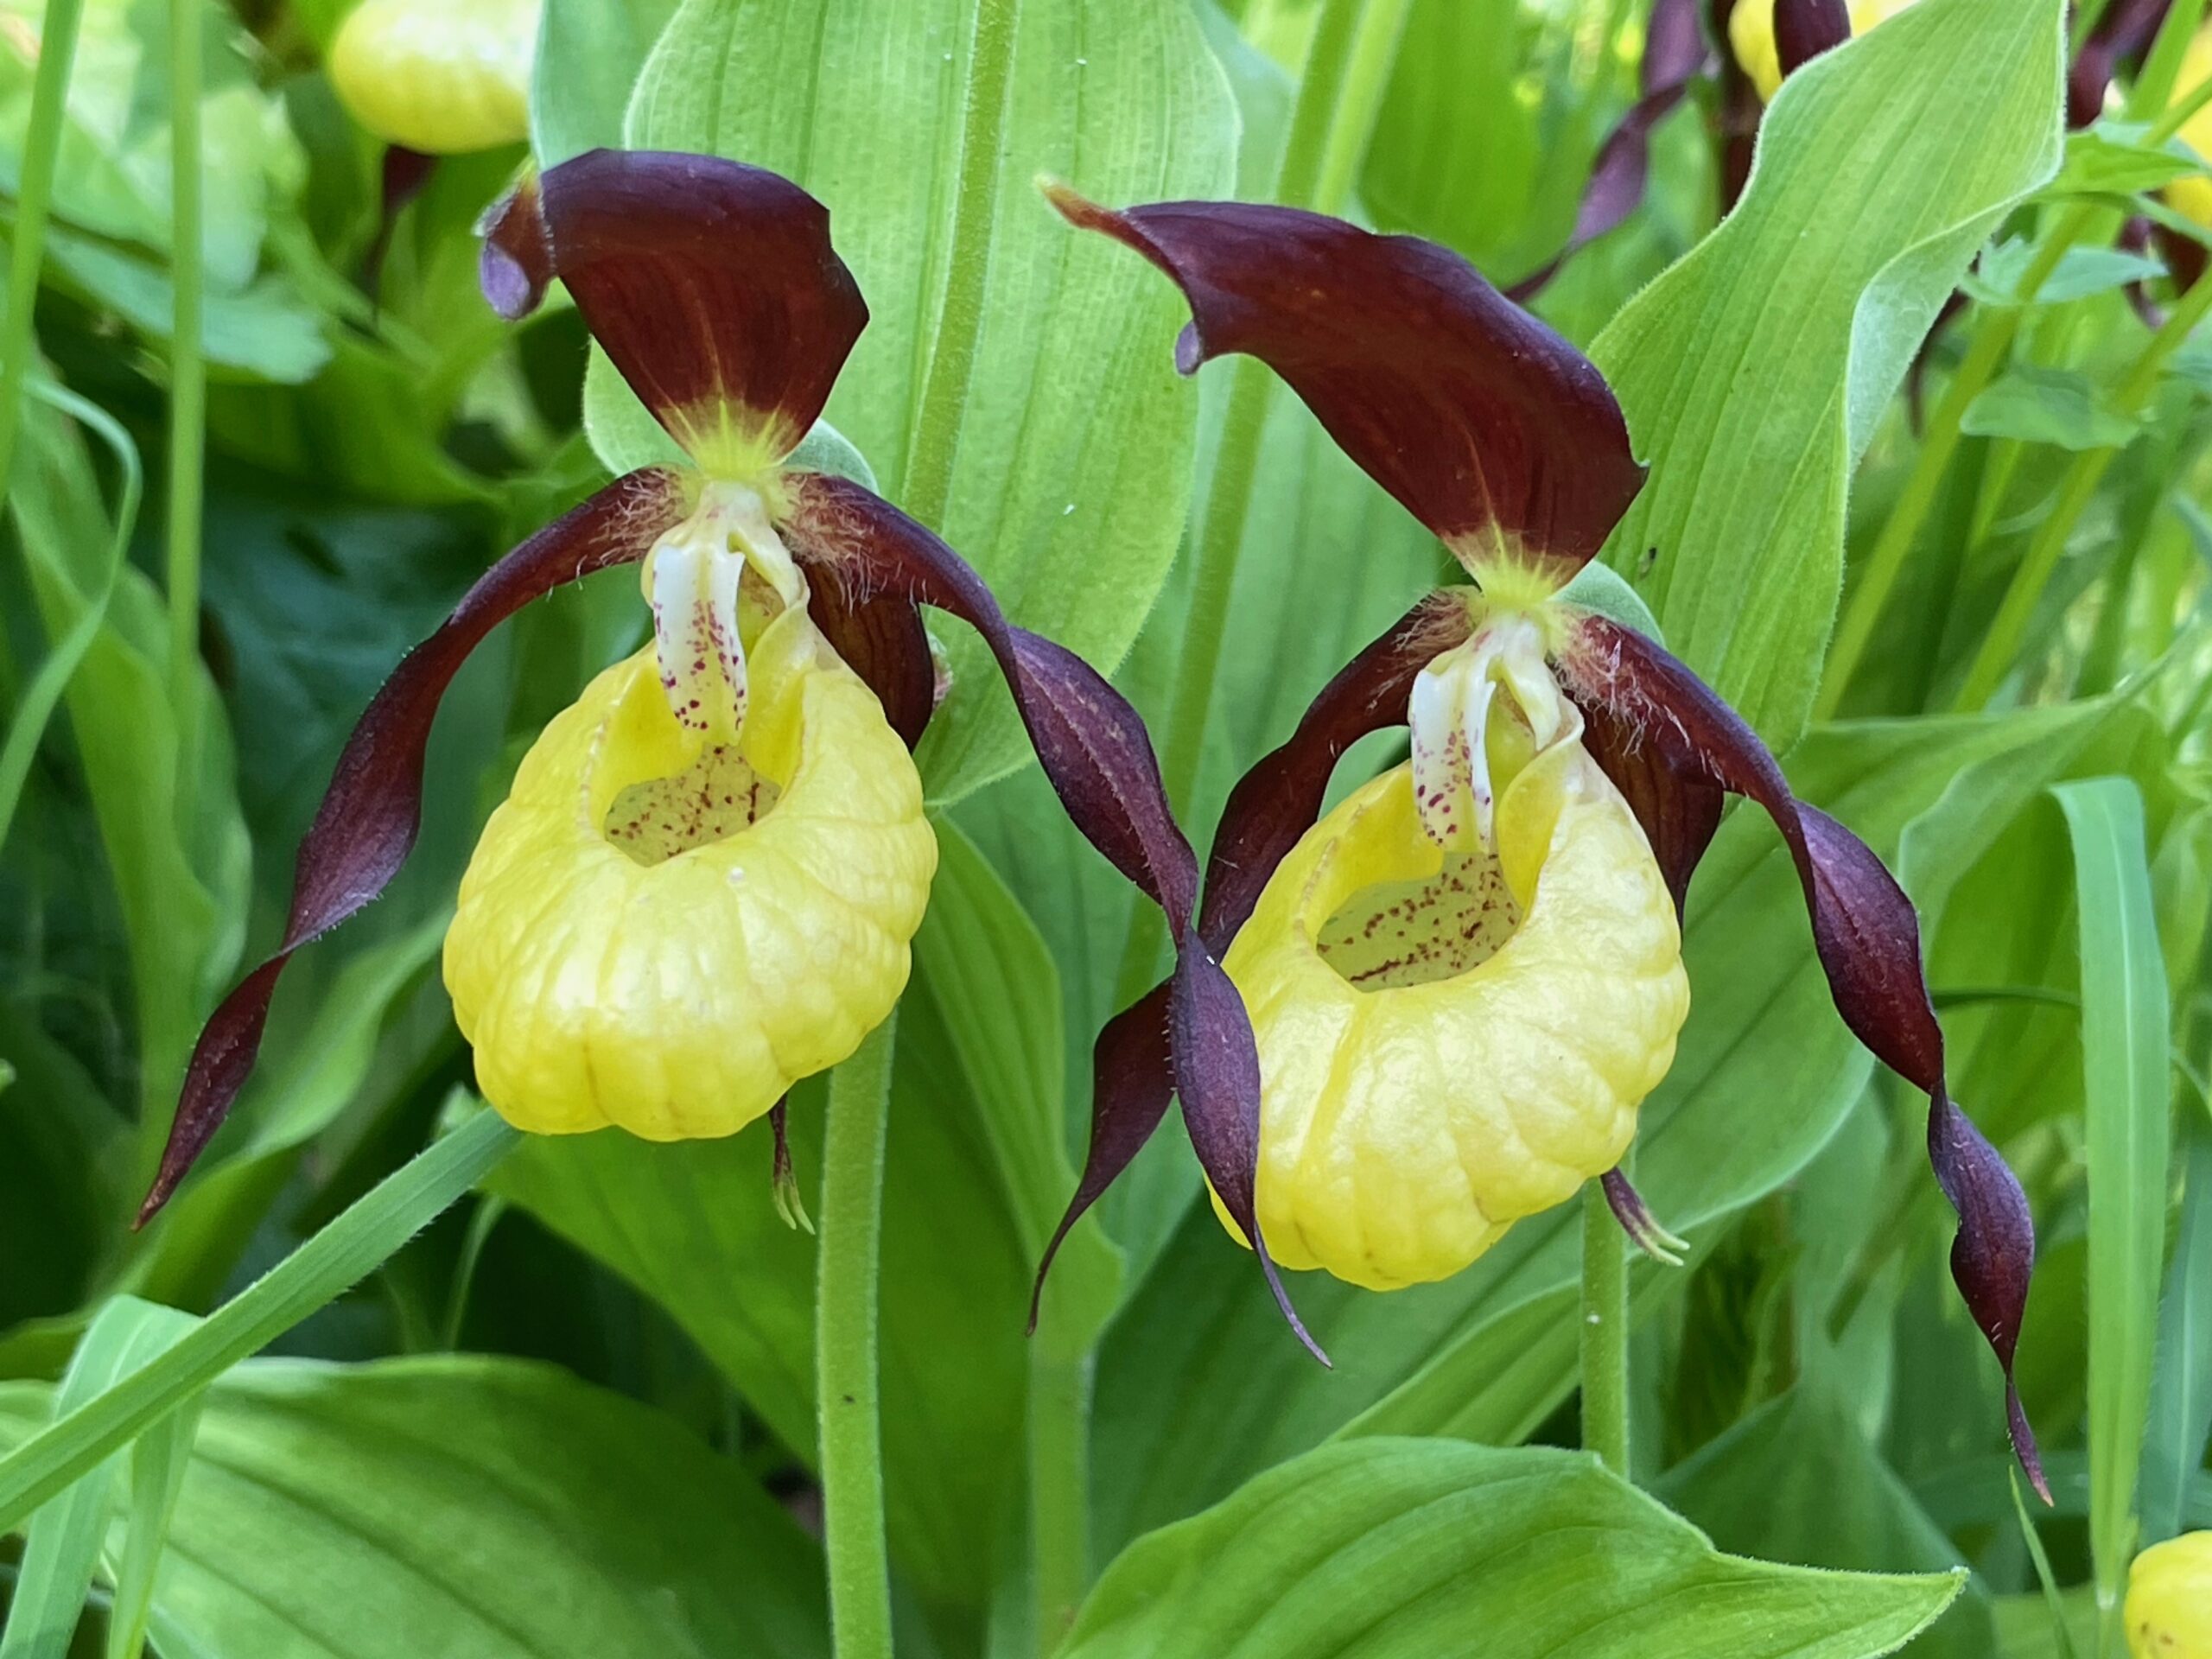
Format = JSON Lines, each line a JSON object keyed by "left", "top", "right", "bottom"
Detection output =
{"left": 1728, "top": 0, "right": 1917, "bottom": 101}
{"left": 329, "top": 0, "right": 540, "bottom": 155}
{"left": 2127, "top": 1532, "right": 2212, "bottom": 1658}
{"left": 1039, "top": 189, "right": 2046, "bottom": 1495}
{"left": 148, "top": 151, "right": 1210, "bottom": 1233}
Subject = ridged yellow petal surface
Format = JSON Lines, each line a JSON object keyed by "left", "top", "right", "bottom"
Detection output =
{"left": 329, "top": 0, "right": 539, "bottom": 155}
{"left": 1218, "top": 738, "right": 1688, "bottom": 1290}
{"left": 2128, "top": 1532, "right": 2212, "bottom": 1658}
{"left": 443, "top": 610, "right": 936, "bottom": 1139}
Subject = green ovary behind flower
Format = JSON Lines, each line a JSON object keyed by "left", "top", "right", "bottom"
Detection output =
{"left": 443, "top": 603, "right": 937, "bottom": 1141}
{"left": 1217, "top": 711, "right": 1689, "bottom": 1292}
{"left": 2128, "top": 1532, "right": 2212, "bottom": 1658}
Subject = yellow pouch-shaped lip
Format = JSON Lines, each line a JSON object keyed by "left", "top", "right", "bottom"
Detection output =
{"left": 443, "top": 608, "right": 937, "bottom": 1140}
{"left": 1218, "top": 737, "right": 1689, "bottom": 1291}
{"left": 2127, "top": 1532, "right": 2212, "bottom": 1659}
{"left": 329, "top": 0, "right": 539, "bottom": 155}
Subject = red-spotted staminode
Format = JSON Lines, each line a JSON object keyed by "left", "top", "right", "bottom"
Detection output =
{"left": 1031, "top": 188, "right": 2047, "bottom": 1495}
{"left": 140, "top": 150, "right": 1217, "bottom": 1239}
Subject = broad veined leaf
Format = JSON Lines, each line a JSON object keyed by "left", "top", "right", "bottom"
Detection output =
{"left": 1091, "top": 696, "right": 2137, "bottom": 1551}
{"left": 531, "top": 0, "right": 683, "bottom": 166}
{"left": 1962, "top": 365, "right": 2144, "bottom": 452}
{"left": 1964, "top": 238, "right": 2166, "bottom": 307}
{"left": 1060, "top": 1440, "right": 1960, "bottom": 1659}
{"left": 0, "top": 1357, "right": 828, "bottom": 1659}
{"left": 2141, "top": 1113, "right": 2212, "bottom": 1545}
{"left": 1656, "top": 1383, "right": 1993, "bottom": 1659}
{"left": 1591, "top": 0, "right": 2066, "bottom": 747}
{"left": 604, "top": 0, "right": 1236, "bottom": 799}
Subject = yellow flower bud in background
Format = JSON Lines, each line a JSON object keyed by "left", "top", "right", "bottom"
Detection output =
{"left": 443, "top": 604, "right": 937, "bottom": 1141}
{"left": 2128, "top": 1533, "right": 2212, "bottom": 1658}
{"left": 2166, "top": 28, "right": 2212, "bottom": 228}
{"left": 1215, "top": 698, "right": 1689, "bottom": 1291}
{"left": 329, "top": 0, "right": 541, "bottom": 155}
{"left": 1728, "top": 0, "right": 1919, "bottom": 101}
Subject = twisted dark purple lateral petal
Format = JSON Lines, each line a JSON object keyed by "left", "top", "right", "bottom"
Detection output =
{"left": 1775, "top": 0, "right": 1851, "bottom": 78}
{"left": 481, "top": 150, "right": 869, "bottom": 464}
{"left": 1173, "top": 937, "right": 1329, "bottom": 1365}
{"left": 809, "top": 575, "right": 936, "bottom": 749}
{"left": 1558, "top": 613, "right": 2044, "bottom": 1491}
{"left": 1507, "top": 0, "right": 1711, "bottom": 302}
{"left": 1027, "top": 982, "right": 1176, "bottom": 1329}
{"left": 2069, "top": 0, "right": 2172, "bottom": 128}
{"left": 779, "top": 469, "right": 1198, "bottom": 934}
{"left": 142, "top": 468, "right": 689, "bottom": 1222}
{"left": 1048, "top": 188, "right": 1645, "bottom": 578}
{"left": 1571, "top": 683, "right": 1725, "bottom": 918}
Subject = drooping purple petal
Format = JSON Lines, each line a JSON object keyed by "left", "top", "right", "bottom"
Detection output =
{"left": 1171, "top": 934, "right": 1328, "bottom": 1366}
{"left": 480, "top": 150, "right": 868, "bottom": 467}
{"left": 1200, "top": 594, "right": 1471, "bottom": 944}
{"left": 1775, "top": 0, "right": 1851, "bottom": 79}
{"left": 142, "top": 468, "right": 689, "bottom": 1221}
{"left": 809, "top": 575, "right": 936, "bottom": 749}
{"left": 1048, "top": 188, "right": 1645, "bottom": 580}
{"left": 779, "top": 469, "right": 1198, "bottom": 934}
{"left": 1027, "top": 982, "right": 1176, "bottom": 1329}
{"left": 2069, "top": 0, "right": 2171, "bottom": 128}
{"left": 365, "top": 145, "right": 436, "bottom": 294}
{"left": 1571, "top": 684, "right": 1726, "bottom": 918}
{"left": 1507, "top": 0, "right": 1711, "bottom": 302}
{"left": 1558, "top": 612, "right": 2043, "bottom": 1485}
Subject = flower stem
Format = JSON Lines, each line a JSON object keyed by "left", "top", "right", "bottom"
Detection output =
{"left": 1952, "top": 270, "right": 2212, "bottom": 711}
{"left": 899, "top": 0, "right": 1020, "bottom": 531}
{"left": 817, "top": 1014, "right": 899, "bottom": 1659}
{"left": 1580, "top": 1173, "right": 1630, "bottom": 1478}
{"left": 166, "top": 0, "right": 207, "bottom": 756}
{"left": 1027, "top": 1344, "right": 1090, "bottom": 1653}
{"left": 0, "top": 0, "right": 87, "bottom": 517}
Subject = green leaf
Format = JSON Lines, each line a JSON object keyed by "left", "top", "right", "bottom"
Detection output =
{"left": 1961, "top": 365, "right": 2143, "bottom": 451}
{"left": 1090, "top": 696, "right": 2136, "bottom": 1552}
{"left": 0, "top": 1298, "right": 198, "bottom": 1659}
{"left": 0, "top": 1112, "right": 519, "bottom": 1535}
{"left": 1060, "top": 1440, "right": 1960, "bottom": 1659}
{"left": 1556, "top": 558, "right": 1664, "bottom": 644}
{"left": 2049, "top": 124, "right": 2207, "bottom": 197}
{"left": 531, "top": 0, "right": 682, "bottom": 166}
{"left": 2140, "top": 1110, "right": 2212, "bottom": 1543}
{"left": 1963, "top": 237, "right": 2167, "bottom": 307}
{"left": 1656, "top": 1384, "right": 1993, "bottom": 1659}
{"left": 617, "top": 0, "right": 1237, "bottom": 800}
{"left": 1591, "top": 0, "right": 2066, "bottom": 747}
{"left": 0, "top": 1357, "right": 829, "bottom": 1659}
{"left": 2051, "top": 777, "right": 2172, "bottom": 1629}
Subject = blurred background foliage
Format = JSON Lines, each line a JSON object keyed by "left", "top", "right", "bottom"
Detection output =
{"left": 0, "top": 0, "right": 2207, "bottom": 1656}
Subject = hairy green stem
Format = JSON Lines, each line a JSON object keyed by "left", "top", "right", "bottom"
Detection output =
{"left": 165, "top": 0, "right": 206, "bottom": 756}
{"left": 1027, "top": 1346, "right": 1090, "bottom": 1653}
{"left": 1580, "top": 1176, "right": 1630, "bottom": 1478}
{"left": 1953, "top": 272, "right": 2212, "bottom": 711}
{"left": 899, "top": 0, "right": 1020, "bottom": 529}
{"left": 0, "top": 0, "right": 86, "bottom": 517}
{"left": 0, "top": 1112, "right": 519, "bottom": 1533}
{"left": 817, "top": 1015, "right": 899, "bottom": 1659}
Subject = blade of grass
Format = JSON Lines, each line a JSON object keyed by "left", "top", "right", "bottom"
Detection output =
{"left": 100, "top": 1353, "right": 206, "bottom": 1659}
{"left": 2139, "top": 1111, "right": 2212, "bottom": 1545}
{"left": 0, "top": 381, "right": 143, "bottom": 849}
{"left": 0, "top": 0, "right": 86, "bottom": 517}
{"left": 0, "top": 1300, "right": 198, "bottom": 1659}
{"left": 2053, "top": 778, "right": 2172, "bottom": 1659}
{"left": 0, "top": 1112, "right": 519, "bottom": 1535}
{"left": 2011, "top": 1468, "right": 2085, "bottom": 1659}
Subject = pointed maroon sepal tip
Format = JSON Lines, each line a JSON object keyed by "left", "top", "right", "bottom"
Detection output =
{"left": 137, "top": 468, "right": 689, "bottom": 1224}
{"left": 1044, "top": 183, "right": 1645, "bottom": 580}
{"left": 1506, "top": 0, "right": 1710, "bottom": 302}
{"left": 479, "top": 149, "right": 868, "bottom": 467}
{"left": 1558, "top": 612, "right": 2042, "bottom": 1483}
{"left": 1774, "top": 0, "right": 1852, "bottom": 79}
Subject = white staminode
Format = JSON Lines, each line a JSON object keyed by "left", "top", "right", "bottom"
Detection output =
{"left": 642, "top": 481, "right": 807, "bottom": 738}
{"left": 1408, "top": 613, "right": 1581, "bottom": 850}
